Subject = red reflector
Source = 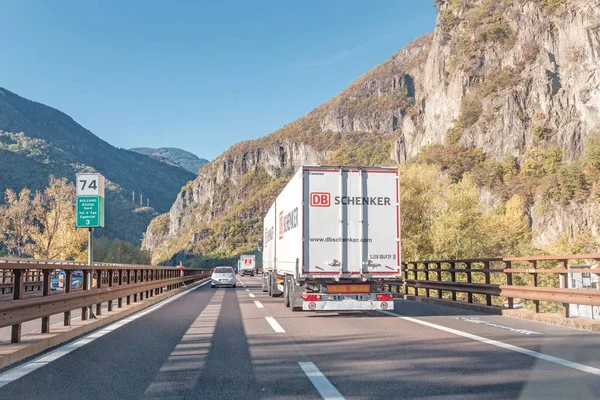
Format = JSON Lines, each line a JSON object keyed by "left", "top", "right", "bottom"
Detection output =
{"left": 303, "top": 294, "right": 322, "bottom": 301}
{"left": 376, "top": 294, "right": 393, "bottom": 301}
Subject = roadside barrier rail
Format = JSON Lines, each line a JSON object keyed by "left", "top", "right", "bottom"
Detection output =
{"left": 0, "top": 258, "right": 209, "bottom": 343}
{"left": 395, "top": 254, "right": 600, "bottom": 317}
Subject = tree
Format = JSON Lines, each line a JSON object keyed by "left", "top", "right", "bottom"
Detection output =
{"left": 104, "top": 239, "right": 151, "bottom": 264}
{"left": 0, "top": 188, "right": 36, "bottom": 257}
{"left": 30, "top": 176, "right": 87, "bottom": 260}
{"left": 483, "top": 194, "right": 532, "bottom": 257}
{"left": 431, "top": 177, "right": 487, "bottom": 259}
{"left": 400, "top": 164, "right": 449, "bottom": 260}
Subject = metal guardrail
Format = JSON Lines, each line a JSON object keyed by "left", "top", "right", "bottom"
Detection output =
{"left": 393, "top": 255, "right": 600, "bottom": 317}
{"left": 0, "top": 258, "right": 209, "bottom": 343}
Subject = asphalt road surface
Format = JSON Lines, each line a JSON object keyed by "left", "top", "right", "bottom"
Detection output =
{"left": 0, "top": 276, "right": 598, "bottom": 399}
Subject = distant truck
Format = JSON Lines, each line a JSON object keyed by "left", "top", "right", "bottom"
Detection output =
{"left": 239, "top": 254, "right": 256, "bottom": 276}
{"left": 261, "top": 166, "right": 401, "bottom": 311}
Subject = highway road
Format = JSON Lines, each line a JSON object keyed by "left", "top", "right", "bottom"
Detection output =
{"left": 0, "top": 276, "right": 598, "bottom": 399}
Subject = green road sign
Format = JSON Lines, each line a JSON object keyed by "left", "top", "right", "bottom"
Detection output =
{"left": 76, "top": 196, "right": 105, "bottom": 228}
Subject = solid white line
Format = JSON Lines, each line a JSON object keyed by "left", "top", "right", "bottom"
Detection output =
{"left": 265, "top": 317, "right": 285, "bottom": 333}
{"left": 254, "top": 300, "right": 264, "bottom": 309}
{"left": 249, "top": 293, "right": 255, "bottom": 298}
{"left": 0, "top": 280, "right": 211, "bottom": 388}
{"left": 379, "top": 310, "right": 600, "bottom": 376}
{"left": 299, "top": 362, "right": 345, "bottom": 400}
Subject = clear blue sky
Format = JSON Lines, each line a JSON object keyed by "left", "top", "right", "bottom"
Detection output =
{"left": 1, "top": 0, "right": 437, "bottom": 160}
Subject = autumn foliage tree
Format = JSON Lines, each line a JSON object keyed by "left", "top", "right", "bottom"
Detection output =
{"left": 30, "top": 176, "right": 87, "bottom": 260}
{"left": 0, "top": 188, "right": 37, "bottom": 257}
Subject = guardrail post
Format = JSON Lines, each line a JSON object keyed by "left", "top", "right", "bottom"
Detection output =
{"left": 506, "top": 261, "right": 514, "bottom": 309}
{"left": 559, "top": 260, "right": 569, "bottom": 317}
{"left": 1, "top": 269, "right": 6, "bottom": 295}
{"left": 466, "top": 262, "right": 473, "bottom": 304}
{"left": 107, "top": 270, "right": 114, "bottom": 312}
{"left": 96, "top": 269, "right": 103, "bottom": 316}
{"left": 530, "top": 261, "right": 540, "bottom": 313}
{"left": 64, "top": 270, "right": 72, "bottom": 326}
{"left": 11, "top": 269, "right": 24, "bottom": 343}
{"left": 140, "top": 270, "right": 144, "bottom": 300}
{"left": 450, "top": 262, "right": 457, "bottom": 301}
{"left": 150, "top": 270, "right": 155, "bottom": 297}
{"left": 126, "top": 270, "right": 131, "bottom": 305}
{"left": 424, "top": 263, "right": 430, "bottom": 298}
{"left": 118, "top": 270, "right": 123, "bottom": 308}
{"left": 160, "top": 270, "right": 164, "bottom": 294}
{"left": 437, "top": 263, "right": 443, "bottom": 299}
{"left": 484, "top": 261, "right": 492, "bottom": 306}
{"left": 81, "top": 270, "right": 89, "bottom": 320}
{"left": 41, "top": 269, "right": 51, "bottom": 333}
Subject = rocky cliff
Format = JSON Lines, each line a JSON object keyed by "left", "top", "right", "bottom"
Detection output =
{"left": 144, "top": 0, "right": 600, "bottom": 264}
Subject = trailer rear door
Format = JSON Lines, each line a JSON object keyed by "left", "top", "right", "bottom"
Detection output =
{"left": 303, "top": 167, "right": 400, "bottom": 278}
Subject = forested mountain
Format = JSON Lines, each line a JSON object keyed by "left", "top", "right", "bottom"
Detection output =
{"left": 0, "top": 87, "right": 196, "bottom": 244}
{"left": 144, "top": 0, "right": 600, "bottom": 266}
{"left": 130, "top": 147, "right": 208, "bottom": 174}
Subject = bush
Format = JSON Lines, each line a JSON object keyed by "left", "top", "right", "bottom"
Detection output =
{"left": 458, "top": 95, "right": 483, "bottom": 128}
{"left": 585, "top": 131, "right": 600, "bottom": 170}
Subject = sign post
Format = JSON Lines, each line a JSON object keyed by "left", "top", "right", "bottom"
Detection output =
{"left": 76, "top": 173, "right": 105, "bottom": 313}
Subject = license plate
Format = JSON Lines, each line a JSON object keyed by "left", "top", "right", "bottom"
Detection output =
{"left": 325, "top": 294, "right": 370, "bottom": 301}
{"left": 219, "top": 279, "right": 229, "bottom": 282}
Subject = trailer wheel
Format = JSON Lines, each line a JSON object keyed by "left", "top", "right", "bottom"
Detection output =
{"left": 283, "top": 277, "right": 290, "bottom": 307}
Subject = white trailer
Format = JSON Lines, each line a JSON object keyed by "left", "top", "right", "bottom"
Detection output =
{"left": 261, "top": 166, "right": 401, "bottom": 311}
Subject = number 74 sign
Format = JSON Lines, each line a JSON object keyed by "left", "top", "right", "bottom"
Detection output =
{"left": 76, "top": 173, "right": 105, "bottom": 228}
{"left": 77, "top": 173, "right": 105, "bottom": 197}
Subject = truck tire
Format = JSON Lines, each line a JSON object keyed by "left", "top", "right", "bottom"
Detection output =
{"left": 283, "top": 277, "right": 290, "bottom": 307}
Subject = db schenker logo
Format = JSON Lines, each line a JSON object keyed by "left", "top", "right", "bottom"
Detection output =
{"left": 310, "top": 192, "right": 330, "bottom": 207}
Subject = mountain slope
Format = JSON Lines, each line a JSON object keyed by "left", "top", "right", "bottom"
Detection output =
{"left": 130, "top": 147, "right": 208, "bottom": 174}
{"left": 144, "top": 0, "right": 600, "bottom": 265}
{"left": 0, "top": 88, "right": 196, "bottom": 244}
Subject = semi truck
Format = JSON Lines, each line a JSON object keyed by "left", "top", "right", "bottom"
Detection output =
{"left": 239, "top": 254, "right": 256, "bottom": 276}
{"left": 261, "top": 166, "right": 401, "bottom": 311}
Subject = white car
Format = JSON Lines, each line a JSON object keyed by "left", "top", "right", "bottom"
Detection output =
{"left": 211, "top": 267, "right": 236, "bottom": 288}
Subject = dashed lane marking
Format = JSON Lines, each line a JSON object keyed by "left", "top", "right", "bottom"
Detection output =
{"left": 299, "top": 362, "right": 345, "bottom": 400}
{"left": 265, "top": 317, "right": 285, "bottom": 333}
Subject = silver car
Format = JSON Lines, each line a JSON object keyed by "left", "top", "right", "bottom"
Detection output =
{"left": 211, "top": 267, "right": 237, "bottom": 288}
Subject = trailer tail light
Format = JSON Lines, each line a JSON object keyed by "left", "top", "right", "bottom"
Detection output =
{"left": 376, "top": 294, "right": 393, "bottom": 301}
{"left": 302, "top": 294, "right": 322, "bottom": 301}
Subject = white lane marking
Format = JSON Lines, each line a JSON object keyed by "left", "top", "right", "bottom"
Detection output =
{"left": 299, "top": 362, "right": 345, "bottom": 400}
{"left": 456, "top": 317, "right": 542, "bottom": 335}
{"left": 249, "top": 293, "right": 255, "bottom": 298}
{"left": 0, "top": 280, "right": 211, "bottom": 388}
{"left": 380, "top": 310, "right": 600, "bottom": 376}
{"left": 245, "top": 289, "right": 249, "bottom": 292}
{"left": 265, "top": 317, "right": 285, "bottom": 333}
{"left": 254, "top": 301, "right": 264, "bottom": 309}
